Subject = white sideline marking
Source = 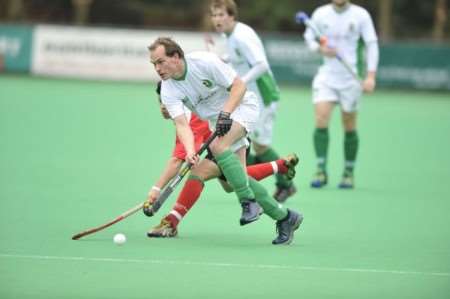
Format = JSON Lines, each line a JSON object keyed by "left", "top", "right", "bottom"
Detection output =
{"left": 0, "top": 253, "right": 449, "bottom": 277}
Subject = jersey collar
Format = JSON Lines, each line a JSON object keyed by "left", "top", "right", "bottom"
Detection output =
{"left": 174, "top": 58, "right": 188, "bottom": 81}
{"left": 332, "top": 2, "right": 351, "bottom": 13}
{"left": 225, "top": 22, "right": 238, "bottom": 37}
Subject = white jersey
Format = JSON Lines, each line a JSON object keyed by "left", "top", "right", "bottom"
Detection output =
{"left": 225, "top": 22, "right": 279, "bottom": 105}
{"left": 161, "top": 51, "right": 257, "bottom": 121}
{"left": 305, "top": 4, "right": 378, "bottom": 87}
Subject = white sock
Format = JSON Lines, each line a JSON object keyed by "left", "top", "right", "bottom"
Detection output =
{"left": 270, "top": 161, "right": 279, "bottom": 174}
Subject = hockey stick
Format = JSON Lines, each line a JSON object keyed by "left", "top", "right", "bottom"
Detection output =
{"left": 142, "top": 130, "right": 219, "bottom": 217}
{"left": 295, "top": 11, "right": 362, "bottom": 83}
{"left": 71, "top": 202, "right": 143, "bottom": 240}
{"left": 72, "top": 131, "right": 218, "bottom": 240}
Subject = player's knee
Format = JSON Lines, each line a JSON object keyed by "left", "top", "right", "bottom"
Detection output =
{"left": 252, "top": 142, "right": 269, "bottom": 155}
{"left": 209, "top": 140, "right": 228, "bottom": 155}
{"left": 315, "top": 117, "right": 328, "bottom": 128}
{"left": 342, "top": 113, "right": 357, "bottom": 130}
{"left": 315, "top": 104, "right": 333, "bottom": 126}
{"left": 190, "top": 168, "right": 208, "bottom": 181}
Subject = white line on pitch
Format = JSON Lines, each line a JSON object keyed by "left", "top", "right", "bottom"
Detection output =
{"left": 0, "top": 253, "right": 448, "bottom": 277}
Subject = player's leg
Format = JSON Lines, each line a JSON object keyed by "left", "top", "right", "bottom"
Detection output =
{"left": 310, "top": 75, "right": 338, "bottom": 188}
{"left": 209, "top": 120, "right": 261, "bottom": 225}
{"left": 339, "top": 111, "right": 357, "bottom": 188}
{"left": 218, "top": 153, "right": 299, "bottom": 191}
{"left": 247, "top": 153, "right": 299, "bottom": 181}
{"left": 211, "top": 106, "right": 303, "bottom": 243}
{"left": 249, "top": 102, "right": 296, "bottom": 202}
{"left": 147, "top": 159, "right": 221, "bottom": 237}
{"left": 252, "top": 142, "right": 297, "bottom": 202}
{"left": 246, "top": 177, "right": 303, "bottom": 244}
{"left": 228, "top": 136, "right": 303, "bottom": 242}
{"left": 311, "top": 101, "right": 334, "bottom": 188}
{"left": 338, "top": 82, "right": 362, "bottom": 189}
{"left": 209, "top": 130, "right": 262, "bottom": 225}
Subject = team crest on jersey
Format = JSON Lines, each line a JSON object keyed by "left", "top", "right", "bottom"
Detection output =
{"left": 348, "top": 22, "right": 356, "bottom": 33}
{"left": 202, "top": 79, "right": 213, "bottom": 88}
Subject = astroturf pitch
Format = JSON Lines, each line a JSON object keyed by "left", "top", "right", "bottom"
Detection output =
{"left": 1, "top": 74, "right": 449, "bottom": 299}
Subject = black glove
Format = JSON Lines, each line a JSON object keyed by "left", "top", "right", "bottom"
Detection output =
{"left": 216, "top": 111, "right": 233, "bottom": 136}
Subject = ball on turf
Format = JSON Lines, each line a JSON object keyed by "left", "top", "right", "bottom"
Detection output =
{"left": 113, "top": 233, "right": 126, "bottom": 245}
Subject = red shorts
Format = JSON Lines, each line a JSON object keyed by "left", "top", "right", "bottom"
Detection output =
{"left": 172, "top": 114, "right": 211, "bottom": 160}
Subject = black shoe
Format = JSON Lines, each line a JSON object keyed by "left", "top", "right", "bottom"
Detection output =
{"left": 272, "top": 209, "right": 303, "bottom": 245}
{"left": 240, "top": 200, "right": 261, "bottom": 226}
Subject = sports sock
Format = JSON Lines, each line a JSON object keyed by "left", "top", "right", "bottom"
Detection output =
{"left": 344, "top": 130, "right": 358, "bottom": 175}
{"left": 165, "top": 175, "right": 204, "bottom": 227}
{"left": 314, "top": 127, "right": 329, "bottom": 172}
{"left": 246, "top": 159, "right": 288, "bottom": 181}
{"left": 256, "top": 147, "right": 291, "bottom": 188}
{"left": 215, "top": 150, "right": 254, "bottom": 202}
{"left": 246, "top": 153, "right": 258, "bottom": 166}
{"left": 248, "top": 177, "right": 288, "bottom": 220}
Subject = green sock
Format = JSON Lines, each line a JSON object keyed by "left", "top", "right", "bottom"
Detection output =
{"left": 215, "top": 150, "right": 254, "bottom": 201}
{"left": 314, "top": 128, "right": 329, "bottom": 172}
{"left": 344, "top": 130, "right": 358, "bottom": 175}
{"left": 256, "top": 147, "right": 291, "bottom": 188}
{"left": 246, "top": 153, "right": 258, "bottom": 166}
{"left": 248, "top": 177, "right": 288, "bottom": 220}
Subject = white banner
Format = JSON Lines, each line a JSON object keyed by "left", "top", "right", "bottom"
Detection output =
{"left": 31, "top": 25, "right": 222, "bottom": 81}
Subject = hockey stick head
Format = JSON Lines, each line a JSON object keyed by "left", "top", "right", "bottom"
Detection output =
{"left": 295, "top": 11, "right": 309, "bottom": 24}
{"left": 143, "top": 198, "right": 163, "bottom": 217}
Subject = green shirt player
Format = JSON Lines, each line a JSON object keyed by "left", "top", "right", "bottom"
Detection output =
{"left": 148, "top": 37, "right": 303, "bottom": 245}
{"left": 304, "top": 0, "right": 379, "bottom": 188}
{"left": 206, "top": 0, "right": 296, "bottom": 202}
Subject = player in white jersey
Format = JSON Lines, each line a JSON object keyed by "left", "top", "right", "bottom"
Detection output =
{"left": 207, "top": 0, "right": 296, "bottom": 202}
{"left": 304, "top": 0, "right": 379, "bottom": 189}
{"left": 148, "top": 37, "right": 303, "bottom": 244}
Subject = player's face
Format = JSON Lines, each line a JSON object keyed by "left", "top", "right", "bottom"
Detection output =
{"left": 150, "top": 45, "right": 180, "bottom": 80}
{"left": 210, "top": 7, "right": 234, "bottom": 34}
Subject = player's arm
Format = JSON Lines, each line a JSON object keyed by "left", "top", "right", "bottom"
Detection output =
{"left": 206, "top": 53, "right": 245, "bottom": 136}
{"left": 222, "top": 76, "right": 246, "bottom": 113}
{"left": 241, "top": 61, "right": 269, "bottom": 83}
{"left": 147, "top": 157, "right": 184, "bottom": 203}
{"left": 207, "top": 53, "right": 244, "bottom": 111}
{"left": 238, "top": 37, "right": 270, "bottom": 83}
{"left": 173, "top": 114, "right": 198, "bottom": 164}
{"left": 148, "top": 81, "right": 185, "bottom": 203}
{"left": 361, "top": 11, "right": 379, "bottom": 93}
{"left": 363, "top": 47, "right": 377, "bottom": 93}
{"left": 215, "top": 76, "right": 246, "bottom": 137}
{"left": 303, "top": 10, "right": 322, "bottom": 53}
{"left": 303, "top": 12, "right": 337, "bottom": 57}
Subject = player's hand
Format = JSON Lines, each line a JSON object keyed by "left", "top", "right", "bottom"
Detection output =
{"left": 216, "top": 111, "right": 233, "bottom": 136}
{"left": 362, "top": 76, "right": 376, "bottom": 93}
{"left": 146, "top": 187, "right": 161, "bottom": 204}
{"left": 159, "top": 103, "right": 171, "bottom": 119}
{"left": 185, "top": 152, "right": 200, "bottom": 165}
{"left": 319, "top": 44, "right": 337, "bottom": 57}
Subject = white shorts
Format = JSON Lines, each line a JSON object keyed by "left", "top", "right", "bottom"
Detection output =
{"left": 208, "top": 96, "right": 259, "bottom": 152}
{"left": 312, "top": 74, "right": 362, "bottom": 112}
{"left": 250, "top": 102, "right": 277, "bottom": 146}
